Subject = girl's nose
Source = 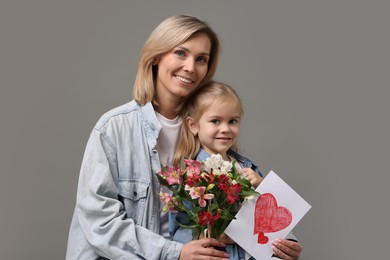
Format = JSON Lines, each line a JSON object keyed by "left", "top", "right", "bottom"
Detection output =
{"left": 220, "top": 123, "right": 230, "bottom": 133}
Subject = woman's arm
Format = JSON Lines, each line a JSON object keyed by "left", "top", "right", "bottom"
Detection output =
{"left": 74, "top": 129, "right": 182, "bottom": 259}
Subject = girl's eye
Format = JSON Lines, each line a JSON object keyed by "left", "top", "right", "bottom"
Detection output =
{"left": 229, "top": 119, "right": 239, "bottom": 125}
{"left": 211, "top": 119, "right": 220, "bottom": 124}
{"left": 197, "top": 56, "right": 208, "bottom": 63}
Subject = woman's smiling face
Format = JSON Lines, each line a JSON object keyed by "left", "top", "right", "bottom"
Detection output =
{"left": 154, "top": 33, "right": 211, "bottom": 103}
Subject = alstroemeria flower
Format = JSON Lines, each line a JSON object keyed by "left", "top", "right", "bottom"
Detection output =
{"left": 217, "top": 174, "right": 231, "bottom": 192}
{"left": 159, "top": 190, "right": 178, "bottom": 213}
{"left": 185, "top": 185, "right": 214, "bottom": 207}
{"left": 198, "top": 211, "right": 220, "bottom": 226}
{"left": 156, "top": 155, "right": 259, "bottom": 240}
{"left": 182, "top": 160, "right": 202, "bottom": 186}
{"left": 185, "top": 171, "right": 201, "bottom": 186}
{"left": 186, "top": 165, "right": 200, "bottom": 178}
{"left": 225, "top": 183, "right": 242, "bottom": 204}
{"left": 203, "top": 154, "right": 232, "bottom": 175}
{"left": 157, "top": 166, "right": 182, "bottom": 185}
{"left": 204, "top": 172, "right": 216, "bottom": 184}
{"left": 184, "top": 159, "right": 202, "bottom": 177}
{"left": 218, "top": 182, "right": 229, "bottom": 192}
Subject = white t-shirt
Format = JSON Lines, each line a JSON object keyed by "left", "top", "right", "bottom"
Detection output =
{"left": 155, "top": 112, "right": 182, "bottom": 240}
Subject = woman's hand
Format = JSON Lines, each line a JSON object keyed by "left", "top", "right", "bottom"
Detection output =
{"left": 179, "top": 238, "right": 230, "bottom": 260}
{"left": 271, "top": 239, "right": 302, "bottom": 260}
{"left": 218, "top": 232, "right": 235, "bottom": 245}
{"left": 199, "top": 230, "right": 234, "bottom": 245}
{"left": 240, "top": 168, "right": 263, "bottom": 188}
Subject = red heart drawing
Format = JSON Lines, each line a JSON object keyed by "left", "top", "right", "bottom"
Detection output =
{"left": 254, "top": 193, "right": 292, "bottom": 244}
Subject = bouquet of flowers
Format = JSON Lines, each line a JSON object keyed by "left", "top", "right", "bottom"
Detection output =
{"left": 157, "top": 154, "right": 259, "bottom": 240}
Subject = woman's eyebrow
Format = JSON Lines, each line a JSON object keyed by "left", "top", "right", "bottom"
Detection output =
{"left": 176, "top": 46, "right": 210, "bottom": 56}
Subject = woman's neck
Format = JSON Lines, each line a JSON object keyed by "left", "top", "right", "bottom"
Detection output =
{"left": 154, "top": 97, "right": 183, "bottom": 119}
{"left": 155, "top": 106, "right": 178, "bottom": 119}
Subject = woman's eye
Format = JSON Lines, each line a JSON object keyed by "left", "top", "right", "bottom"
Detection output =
{"left": 197, "top": 56, "right": 208, "bottom": 63}
{"left": 175, "top": 50, "right": 185, "bottom": 57}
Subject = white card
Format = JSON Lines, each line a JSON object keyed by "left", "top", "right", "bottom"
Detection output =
{"left": 224, "top": 171, "right": 311, "bottom": 259}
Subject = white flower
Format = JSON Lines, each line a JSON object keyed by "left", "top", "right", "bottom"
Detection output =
{"left": 203, "top": 154, "right": 233, "bottom": 176}
{"left": 243, "top": 195, "right": 256, "bottom": 202}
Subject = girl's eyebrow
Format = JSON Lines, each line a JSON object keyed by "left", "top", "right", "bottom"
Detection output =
{"left": 206, "top": 115, "right": 241, "bottom": 119}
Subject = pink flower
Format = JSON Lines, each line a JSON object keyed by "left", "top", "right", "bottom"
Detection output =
{"left": 156, "top": 155, "right": 259, "bottom": 240}
{"left": 185, "top": 165, "right": 201, "bottom": 178}
{"left": 159, "top": 190, "right": 178, "bottom": 212}
{"left": 185, "top": 185, "right": 214, "bottom": 207}
{"left": 158, "top": 166, "right": 182, "bottom": 185}
{"left": 183, "top": 159, "right": 202, "bottom": 185}
{"left": 184, "top": 159, "right": 202, "bottom": 168}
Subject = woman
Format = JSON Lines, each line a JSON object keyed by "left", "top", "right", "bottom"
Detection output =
{"left": 66, "top": 15, "right": 229, "bottom": 259}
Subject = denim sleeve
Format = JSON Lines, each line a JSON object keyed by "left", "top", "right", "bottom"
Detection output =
{"left": 73, "top": 129, "right": 182, "bottom": 260}
{"left": 169, "top": 206, "right": 193, "bottom": 244}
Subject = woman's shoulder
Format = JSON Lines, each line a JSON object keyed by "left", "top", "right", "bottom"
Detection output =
{"left": 94, "top": 100, "right": 139, "bottom": 130}
{"left": 92, "top": 101, "right": 160, "bottom": 134}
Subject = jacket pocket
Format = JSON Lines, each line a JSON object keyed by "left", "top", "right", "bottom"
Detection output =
{"left": 118, "top": 179, "right": 149, "bottom": 225}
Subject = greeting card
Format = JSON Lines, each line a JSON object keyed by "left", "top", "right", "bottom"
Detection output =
{"left": 224, "top": 171, "right": 311, "bottom": 259}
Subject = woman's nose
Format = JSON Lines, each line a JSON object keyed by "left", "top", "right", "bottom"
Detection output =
{"left": 183, "top": 58, "right": 195, "bottom": 73}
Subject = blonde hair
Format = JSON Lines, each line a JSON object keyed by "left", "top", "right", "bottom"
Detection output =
{"left": 133, "top": 15, "right": 221, "bottom": 105}
{"left": 173, "top": 81, "right": 243, "bottom": 165}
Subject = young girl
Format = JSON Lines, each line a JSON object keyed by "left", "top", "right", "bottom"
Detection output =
{"left": 171, "top": 81, "right": 302, "bottom": 259}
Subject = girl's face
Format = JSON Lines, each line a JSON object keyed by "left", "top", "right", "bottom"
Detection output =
{"left": 154, "top": 33, "right": 211, "bottom": 104}
{"left": 187, "top": 98, "right": 241, "bottom": 160}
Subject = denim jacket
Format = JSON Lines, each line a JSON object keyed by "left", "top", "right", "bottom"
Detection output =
{"left": 66, "top": 101, "right": 182, "bottom": 260}
{"left": 169, "top": 149, "right": 297, "bottom": 260}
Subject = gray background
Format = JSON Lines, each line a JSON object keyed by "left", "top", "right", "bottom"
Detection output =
{"left": 1, "top": 0, "right": 389, "bottom": 259}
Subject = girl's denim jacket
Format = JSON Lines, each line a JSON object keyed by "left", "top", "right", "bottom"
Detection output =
{"left": 169, "top": 149, "right": 297, "bottom": 260}
{"left": 66, "top": 101, "right": 182, "bottom": 260}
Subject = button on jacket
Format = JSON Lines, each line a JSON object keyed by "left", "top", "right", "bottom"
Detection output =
{"left": 66, "top": 101, "right": 183, "bottom": 260}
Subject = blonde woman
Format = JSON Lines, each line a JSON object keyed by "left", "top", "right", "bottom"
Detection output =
{"left": 66, "top": 15, "right": 230, "bottom": 260}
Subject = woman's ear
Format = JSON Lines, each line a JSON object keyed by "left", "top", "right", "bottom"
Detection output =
{"left": 152, "top": 56, "right": 160, "bottom": 65}
{"left": 186, "top": 117, "right": 198, "bottom": 136}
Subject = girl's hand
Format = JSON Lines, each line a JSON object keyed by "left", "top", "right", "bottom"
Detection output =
{"left": 240, "top": 168, "right": 263, "bottom": 188}
{"left": 180, "top": 238, "right": 230, "bottom": 260}
{"left": 271, "top": 239, "right": 302, "bottom": 260}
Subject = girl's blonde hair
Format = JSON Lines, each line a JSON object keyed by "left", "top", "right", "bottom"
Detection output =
{"left": 133, "top": 15, "right": 221, "bottom": 106}
{"left": 173, "top": 81, "right": 243, "bottom": 165}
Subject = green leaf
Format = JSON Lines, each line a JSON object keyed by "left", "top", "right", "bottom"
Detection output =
{"left": 240, "top": 190, "right": 260, "bottom": 197}
{"left": 156, "top": 174, "right": 169, "bottom": 186}
{"left": 220, "top": 209, "right": 236, "bottom": 220}
{"left": 178, "top": 223, "right": 200, "bottom": 229}
{"left": 192, "top": 227, "right": 202, "bottom": 240}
